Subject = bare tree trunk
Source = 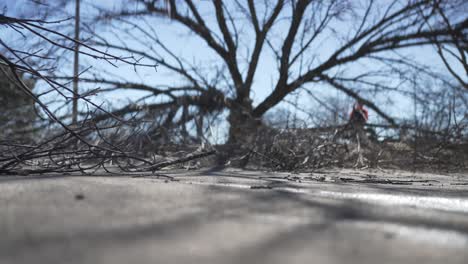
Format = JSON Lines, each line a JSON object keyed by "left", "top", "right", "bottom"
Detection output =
{"left": 72, "top": 0, "right": 80, "bottom": 125}
{"left": 195, "top": 115, "right": 204, "bottom": 143}
{"left": 227, "top": 98, "right": 260, "bottom": 146}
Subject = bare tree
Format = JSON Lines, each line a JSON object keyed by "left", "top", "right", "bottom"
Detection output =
{"left": 0, "top": 9, "right": 216, "bottom": 174}
{"left": 72, "top": 0, "right": 466, "bottom": 148}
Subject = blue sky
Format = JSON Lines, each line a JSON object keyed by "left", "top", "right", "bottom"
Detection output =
{"left": 2, "top": 0, "right": 466, "bottom": 133}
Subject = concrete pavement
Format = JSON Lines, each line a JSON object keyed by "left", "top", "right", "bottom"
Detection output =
{"left": 1, "top": 168, "right": 468, "bottom": 264}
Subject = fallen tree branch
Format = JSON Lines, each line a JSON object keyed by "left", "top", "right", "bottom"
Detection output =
{"left": 134, "top": 150, "right": 216, "bottom": 172}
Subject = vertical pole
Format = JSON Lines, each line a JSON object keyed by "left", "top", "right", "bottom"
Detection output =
{"left": 72, "top": 0, "right": 80, "bottom": 125}
{"left": 412, "top": 82, "right": 417, "bottom": 171}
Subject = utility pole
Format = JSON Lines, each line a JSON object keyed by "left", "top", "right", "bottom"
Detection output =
{"left": 72, "top": 0, "right": 80, "bottom": 125}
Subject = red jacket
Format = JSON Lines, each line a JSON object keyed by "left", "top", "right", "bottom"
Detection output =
{"left": 350, "top": 104, "right": 368, "bottom": 123}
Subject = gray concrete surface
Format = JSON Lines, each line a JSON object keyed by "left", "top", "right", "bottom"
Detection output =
{"left": 1, "top": 168, "right": 468, "bottom": 264}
